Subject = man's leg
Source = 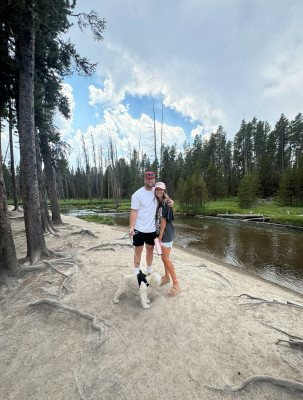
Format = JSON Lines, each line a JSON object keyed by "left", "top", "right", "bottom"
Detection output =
{"left": 134, "top": 245, "right": 144, "bottom": 273}
{"left": 145, "top": 244, "right": 154, "bottom": 270}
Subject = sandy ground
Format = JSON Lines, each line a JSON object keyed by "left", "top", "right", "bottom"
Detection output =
{"left": 1, "top": 209, "right": 303, "bottom": 400}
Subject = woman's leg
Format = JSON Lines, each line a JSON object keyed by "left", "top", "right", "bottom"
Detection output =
{"left": 161, "top": 247, "right": 179, "bottom": 286}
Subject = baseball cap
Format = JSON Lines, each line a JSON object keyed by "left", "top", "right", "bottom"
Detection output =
{"left": 155, "top": 182, "right": 166, "bottom": 190}
{"left": 144, "top": 171, "right": 155, "bottom": 180}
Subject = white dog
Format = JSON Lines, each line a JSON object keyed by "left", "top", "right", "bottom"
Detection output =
{"left": 113, "top": 271, "right": 162, "bottom": 309}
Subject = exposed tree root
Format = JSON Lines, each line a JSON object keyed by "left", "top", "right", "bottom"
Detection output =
{"left": 207, "top": 268, "right": 232, "bottom": 286}
{"left": 96, "top": 313, "right": 126, "bottom": 344}
{"left": 86, "top": 244, "right": 115, "bottom": 252}
{"left": 258, "top": 322, "right": 303, "bottom": 348}
{"left": 58, "top": 266, "right": 75, "bottom": 299}
{"left": 235, "top": 294, "right": 303, "bottom": 310}
{"left": 69, "top": 229, "right": 98, "bottom": 238}
{"left": 20, "top": 257, "right": 74, "bottom": 273}
{"left": 190, "top": 263, "right": 232, "bottom": 286}
{"left": 115, "top": 243, "right": 133, "bottom": 248}
{"left": 205, "top": 375, "right": 303, "bottom": 393}
{"left": 29, "top": 299, "right": 105, "bottom": 348}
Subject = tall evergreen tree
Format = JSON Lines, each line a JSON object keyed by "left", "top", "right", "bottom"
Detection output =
{"left": 289, "top": 113, "right": 303, "bottom": 169}
{"left": 273, "top": 113, "right": 290, "bottom": 174}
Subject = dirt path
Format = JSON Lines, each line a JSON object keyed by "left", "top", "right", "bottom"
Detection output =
{"left": 1, "top": 210, "right": 303, "bottom": 400}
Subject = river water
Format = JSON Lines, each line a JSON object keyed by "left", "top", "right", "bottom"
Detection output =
{"left": 66, "top": 210, "right": 303, "bottom": 296}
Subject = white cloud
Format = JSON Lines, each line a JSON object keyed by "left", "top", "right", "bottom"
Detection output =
{"left": 63, "top": 0, "right": 303, "bottom": 156}
{"left": 65, "top": 103, "right": 186, "bottom": 168}
{"left": 89, "top": 79, "right": 125, "bottom": 108}
{"left": 190, "top": 125, "right": 204, "bottom": 139}
{"left": 54, "top": 83, "right": 75, "bottom": 137}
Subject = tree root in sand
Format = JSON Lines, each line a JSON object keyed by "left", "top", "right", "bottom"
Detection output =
{"left": 58, "top": 266, "right": 75, "bottom": 299}
{"left": 86, "top": 244, "right": 115, "bottom": 252}
{"left": 69, "top": 229, "right": 98, "bottom": 238}
{"left": 259, "top": 322, "right": 303, "bottom": 348}
{"left": 20, "top": 257, "right": 74, "bottom": 273}
{"left": 190, "top": 263, "right": 232, "bottom": 286}
{"left": 29, "top": 299, "right": 105, "bottom": 348}
{"left": 205, "top": 375, "right": 303, "bottom": 393}
{"left": 234, "top": 294, "right": 303, "bottom": 310}
{"left": 87, "top": 243, "right": 132, "bottom": 252}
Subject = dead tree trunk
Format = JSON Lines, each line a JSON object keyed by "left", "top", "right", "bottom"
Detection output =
{"left": 108, "top": 136, "right": 120, "bottom": 207}
{"left": 98, "top": 146, "right": 104, "bottom": 201}
{"left": 81, "top": 131, "right": 91, "bottom": 201}
{"left": 91, "top": 133, "right": 99, "bottom": 198}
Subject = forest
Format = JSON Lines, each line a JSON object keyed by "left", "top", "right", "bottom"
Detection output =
{"left": 3, "top": 114, "right": 303, "bottom": 210}
{"left": 0, "top": 0, "right": 303, "bottom": 276}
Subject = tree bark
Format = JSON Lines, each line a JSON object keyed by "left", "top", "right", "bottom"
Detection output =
{"left": 9, "top": 100, "right": 19, "bottom": 211}
{"left": 39, "top": 131, "right": 62, "bottom": 224}
{"left": 0, "top": 119, "right": 19, "bottom": 275}
{"left": 18, "top": 2, "right": 49, "bottom": 264}
{"left": 36, "top": 135, "right": 56, "bottom": 234}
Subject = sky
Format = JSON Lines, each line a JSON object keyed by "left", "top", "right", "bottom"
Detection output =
{"left": 2, "top": 0, "right": 303, "bottom": 168}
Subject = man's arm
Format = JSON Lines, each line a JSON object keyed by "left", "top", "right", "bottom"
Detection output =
{"left": 168, "top": 198, "right": 174, "bottom": 207}
{"left": 129, "top": 209, "right": 138, "bottom": 236}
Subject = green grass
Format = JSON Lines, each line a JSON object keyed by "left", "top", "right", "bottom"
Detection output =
{"left": 77, "top": 215, "right": 114, "bottom": 225}
{"left": 58, "top": 198, "right": 131, "bottom": 211}
{"left": 174, "top": 197, "right": 303, "bottom": 227}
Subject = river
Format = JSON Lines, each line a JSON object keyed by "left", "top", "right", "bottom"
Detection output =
{"left": 65, "top": 210, "right": 303, "bottom": 296}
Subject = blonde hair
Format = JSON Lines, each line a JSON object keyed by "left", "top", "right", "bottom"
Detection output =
{"left": 155, "top": 190, "right": 172, "bottom": 214}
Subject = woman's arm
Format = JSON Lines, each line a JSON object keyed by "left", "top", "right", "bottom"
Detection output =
{"left": 159, "top": 218, "right": 167, "bottom": 241}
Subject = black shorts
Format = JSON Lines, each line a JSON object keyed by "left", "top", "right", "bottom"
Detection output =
{"left": 133, "top": 231, "right": 156, "bottom": 247}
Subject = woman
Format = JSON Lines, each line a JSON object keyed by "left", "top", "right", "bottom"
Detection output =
{"left": 155, "top": 182, "right": 180, "bottom": 296}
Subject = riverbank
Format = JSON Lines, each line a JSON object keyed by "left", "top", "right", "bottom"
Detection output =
{"left": 1, "top": 210, "right": 303, "bottom": 399}
{"left": 56, "top": 196, "right": 303, "bottom": 228}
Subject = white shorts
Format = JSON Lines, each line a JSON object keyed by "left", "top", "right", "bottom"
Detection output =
{"left": 162, "top": 241, "right": 173, "bottom": 248}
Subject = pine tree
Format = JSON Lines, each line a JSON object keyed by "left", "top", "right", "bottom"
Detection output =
{"left": 237, "top": 173, "right": 259, "bottom": 209}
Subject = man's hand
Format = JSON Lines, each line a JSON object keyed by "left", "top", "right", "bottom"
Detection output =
{"left": 129, "top": 228, "right": 135, "bottom": 237}
{"left": 168, "top": 199, "right": 174, "bottom": 207}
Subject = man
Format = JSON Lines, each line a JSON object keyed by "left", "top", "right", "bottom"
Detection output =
{"left": 129, "top": 171, "right": 173, "bottom": 275}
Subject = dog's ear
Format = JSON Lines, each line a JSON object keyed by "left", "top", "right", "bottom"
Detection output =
{"left": 137, "top": 273, "right": 144, "bottom": 287}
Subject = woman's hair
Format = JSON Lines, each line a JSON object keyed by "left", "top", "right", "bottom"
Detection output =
{"left": 155, "top": 189, "right": 172, "bottom": 213}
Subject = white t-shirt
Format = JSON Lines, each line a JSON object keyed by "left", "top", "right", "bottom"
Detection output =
{"left": 131, "top": 187, "right": 157, "bottom": 232}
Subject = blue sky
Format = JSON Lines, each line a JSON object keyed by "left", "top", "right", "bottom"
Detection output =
{"left": 2, "top": 0, "right": 303, "bottom": 168}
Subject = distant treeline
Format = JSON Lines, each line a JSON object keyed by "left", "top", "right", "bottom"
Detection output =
{"left": 3, "top": 114, "right": 303, "bottom": 209}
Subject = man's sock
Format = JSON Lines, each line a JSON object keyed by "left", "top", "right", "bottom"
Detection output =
{"left": 146, "top": 266, "right": 151, "bottom": 274}
{"left": 135, "top": 267, "right": 140, "bottom": 275}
